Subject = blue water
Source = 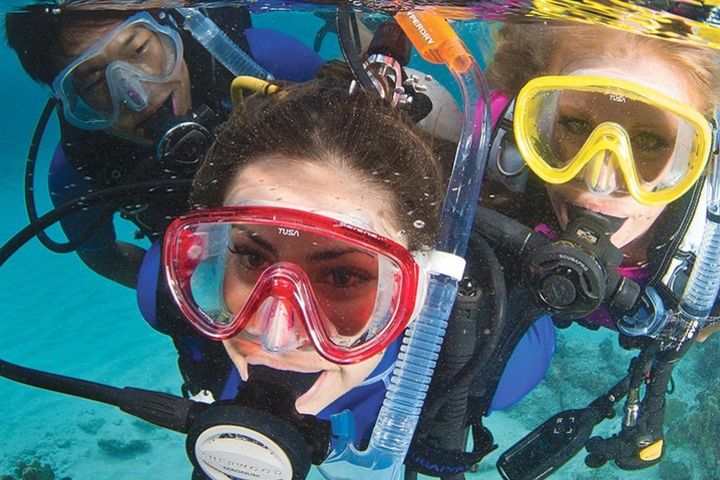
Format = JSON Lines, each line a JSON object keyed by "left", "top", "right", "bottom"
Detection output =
{"left": 0, "top": 7, "right": 717, "bottom": 480}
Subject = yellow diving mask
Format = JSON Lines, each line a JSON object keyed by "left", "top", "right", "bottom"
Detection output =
{"left": 513, "top": 75, "right": 715, "bottom": 207}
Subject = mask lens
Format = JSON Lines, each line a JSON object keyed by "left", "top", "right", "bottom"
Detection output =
{"left": 54, "top": 14, "right": 182, "bottom": 129}
{"left": 518, "top": 81, "right": 707, "bottom": 196}
{"left": 169, "top": 218, "right": 407, "bottom": 355}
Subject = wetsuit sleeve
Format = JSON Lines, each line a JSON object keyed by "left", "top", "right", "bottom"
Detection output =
{"left": 48, "top": 144, "right": 117, "bottom": 252}
{"left": 244, "top": 28, "right": 324, "bottom": 82}
{"left": 489, "top": 314, "right": 556, "bottom": 412}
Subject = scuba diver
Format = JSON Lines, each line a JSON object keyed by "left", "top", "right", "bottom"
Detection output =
{"left": 168, "top": 76, "right": 449, "bottom": 432}
{"left": 126, "top": 11, "right": 554, "bottom": 422}
{"left": 0, "top": 11, "right": 553, "bottom": 479}
{"left": 473, "top": 18, "right": 720, "bottom": 478}
{"left": 4, "top": 5, "right": 324, "bottom": 288}
{"left": 159, "top": 67, "right": 555, "bottom": 439}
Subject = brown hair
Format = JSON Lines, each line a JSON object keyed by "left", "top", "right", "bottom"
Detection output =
{"left": 5, "top": 8, "right": 136, "bottom": 85}
{"left": 191, "top": 79, "right": 447, "bottom": 250}
{"left": 487, "top": 22, "right": 720, "bottom": 114}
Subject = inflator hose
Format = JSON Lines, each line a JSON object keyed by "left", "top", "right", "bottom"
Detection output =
{"left": 337, "top": 6, "right": 378, "bottom": 95}
{"left": 24, "top": 99, "right": 117, "bottom": 254}
{"left": 1, "top": 180, "right": 204, "bottom": 434}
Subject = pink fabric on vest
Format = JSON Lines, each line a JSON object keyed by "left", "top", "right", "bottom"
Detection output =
{"left": 489, "top": 90, "right": 511, "bottom": 128}
{"left": 474, "top": 90, "right": 511, "bottom": 131}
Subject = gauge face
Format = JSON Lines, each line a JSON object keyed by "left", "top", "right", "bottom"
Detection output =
{"left": 194, "top": 425, "right": 295, "bottom": 480}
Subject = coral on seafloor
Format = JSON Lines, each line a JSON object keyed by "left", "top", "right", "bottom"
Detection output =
{"left": 0, "top": 459, "right": 70, "bottom": 480}
{"left": 665, "top": 378, "right": 720, "bottom": 478}
{"left": 97, "top": 437, "right": 151, "bottom": 458}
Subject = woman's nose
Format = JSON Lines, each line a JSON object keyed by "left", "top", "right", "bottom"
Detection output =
{"left": 583, "top": 150, "right": 625, "bottom": 195}
{"left": 250, "top": 295, "right": 308, "bottom": 354}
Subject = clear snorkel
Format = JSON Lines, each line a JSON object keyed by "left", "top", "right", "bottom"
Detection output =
{"left": 318, "top": 11, "right": 492, "bottom": 480}
{"left": 675, "top": 126, "right": 720, "bottom": 335}
{"left": 175, "top": 7, "right": 273, "bottom": 80}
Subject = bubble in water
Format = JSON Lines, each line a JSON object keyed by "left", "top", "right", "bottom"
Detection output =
{"left": 413, "top": 220, "right": 426, "bottom": 229}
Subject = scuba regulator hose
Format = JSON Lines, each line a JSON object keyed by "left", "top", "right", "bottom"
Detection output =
{"left": 318, "top": 12, "right": 492, "bottom": 480}
{"left": 1, "top": 180, "right": 208, "bottom": 434}
{"left": 24, "top": 99, "right": 120, "bottom": 254}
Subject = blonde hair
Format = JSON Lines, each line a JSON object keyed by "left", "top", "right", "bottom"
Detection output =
{"left": 487, "top": 22, "right": 720, "bottom": 115}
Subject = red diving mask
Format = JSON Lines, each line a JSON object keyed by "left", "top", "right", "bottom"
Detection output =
{"left": 163, "top": 205, "right": 421, "bottom": 364}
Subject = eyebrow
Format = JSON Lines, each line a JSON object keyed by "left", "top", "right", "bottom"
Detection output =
{"left": 120, "top": 29, "right": 141, "bottom": 49}
{"left": 306, "top": 248, "right": 371, "bottom": 262}
{"left": 231, "top": 227, "right": 279, "bottom": 257}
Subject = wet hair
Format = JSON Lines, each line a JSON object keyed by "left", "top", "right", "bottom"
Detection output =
{"left": 488, "top": 21, "right": 720, "bottom": 114}
{"left": 4, "top": 7, "right": 136, "bottom": 85}
{"left": 191, "top": 79, "right": 447, "bottom": 250}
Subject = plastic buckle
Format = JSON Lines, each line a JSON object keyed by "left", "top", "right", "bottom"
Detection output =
{"left": 618, "top": 287, "right": 670, "bottom": 338}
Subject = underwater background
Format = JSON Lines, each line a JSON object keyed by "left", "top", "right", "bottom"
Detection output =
{"left": 0, "top": 4, "right": 718, "bottom": 479}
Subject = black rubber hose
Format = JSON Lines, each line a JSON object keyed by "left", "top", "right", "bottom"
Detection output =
{"left": 4, "top": 179, "right": 190, "bottom": 271}
{"left": 336, "top": 5, "right": 378, "bottom": 95}
{"left": 420, "top": 234, "right": 507, "bottom": 418}
{"left": 24, "top": 99, "right": 119, "bottom": 254}
{"left": 0, "top": 357, "right": 121, "bottom": 405}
